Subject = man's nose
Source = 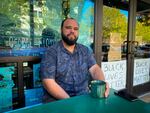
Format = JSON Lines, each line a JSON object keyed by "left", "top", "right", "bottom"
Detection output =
{"left": 70, "top": 28, "right": 75, "bottom": 33}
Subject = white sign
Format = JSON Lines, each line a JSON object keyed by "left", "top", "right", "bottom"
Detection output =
{"left": 133, "top": 58, "right": 150, "bottom": 85}
{"left": 102, "top": 58, "right": 150, "bottom": 90}
{"left": 102, "top": 60, "right": 126, "bottom": 90}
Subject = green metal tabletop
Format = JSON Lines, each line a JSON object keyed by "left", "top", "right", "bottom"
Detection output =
{"left": 7, "top": 89, "right": 150, "bottom": 113}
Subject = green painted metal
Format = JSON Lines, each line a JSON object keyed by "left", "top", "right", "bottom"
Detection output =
{"left": 8, "top": 89, "right": 150, "bottom": 113}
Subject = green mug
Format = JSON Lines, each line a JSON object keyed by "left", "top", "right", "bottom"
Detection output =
{"left": 90, "top": 80, "right": 106, "bottom": 98}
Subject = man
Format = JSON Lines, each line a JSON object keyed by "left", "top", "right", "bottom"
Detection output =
{"left": 40, "top": 18, "right": 109, "bottom": 102}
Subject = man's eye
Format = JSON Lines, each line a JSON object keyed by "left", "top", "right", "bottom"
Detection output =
{"left": 65, "top": 26, "right": 79, "bottom": 30}
{"left": 74, "top": 28, "right": 79, "bottom": 30}
{"left": 65, "top": 26, "right": 72, "bottom": 29}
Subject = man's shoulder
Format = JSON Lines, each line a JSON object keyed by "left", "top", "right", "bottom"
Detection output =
{"left": 77, "top": 43, "right": 89, "bottom": 52}
{"left": 47, "top": 41, "right": 61, "bottom": 50}
{"left": 77, "top": 43, "right": 88, "bottom": 49}
{"left": 45, "top": 41, "right": 61, "bottom": 55}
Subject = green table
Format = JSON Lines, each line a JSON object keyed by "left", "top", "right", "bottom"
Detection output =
{"left": 7, "top": 89, "right": 150, "bottom": 113}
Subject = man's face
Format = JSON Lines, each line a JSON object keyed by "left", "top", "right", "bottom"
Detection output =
{"left": 61, "top": 19, "right": 79, "bottom": 45}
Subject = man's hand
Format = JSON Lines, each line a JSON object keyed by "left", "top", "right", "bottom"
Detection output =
{"left": 104, "top": 82, "right": 109, "bottom": 97}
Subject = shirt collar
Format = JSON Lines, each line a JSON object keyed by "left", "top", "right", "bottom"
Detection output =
{"left": 59, "top": 40, "right": 78, "bottom": 55}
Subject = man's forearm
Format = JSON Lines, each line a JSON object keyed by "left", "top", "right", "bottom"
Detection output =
{"left": 43, "top": 79, "right": 70, "bottom": 99}
{"left": 89, "top": 64, "right": 105, "bottom": 80}
{"left": 89, "top": 64, "right": 110, "bottom": 97}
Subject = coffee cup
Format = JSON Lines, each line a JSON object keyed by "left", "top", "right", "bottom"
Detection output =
{"left": 90, "top": 80, "right": 106, "bottom": 98}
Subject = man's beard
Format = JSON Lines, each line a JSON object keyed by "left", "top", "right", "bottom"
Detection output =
{"left": 61, "top": 32, "right": 78, "bottom": 46}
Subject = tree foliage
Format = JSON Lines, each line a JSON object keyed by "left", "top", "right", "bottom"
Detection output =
{"left": 0, "top": 1, "right": 150, "bottom": 45}
{"left": 103, "top": 6, "right": 150, "bottom": 43}
{"left": 136, "top": 14, "right": 150, "bottom": 43}
{"left": 103, "top": 6, "right": 127, "bottom": 41}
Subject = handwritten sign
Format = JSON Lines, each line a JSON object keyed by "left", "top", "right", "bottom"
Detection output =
{"left": 102, "top": 60, "right": 126, "bottom": 90}
{"left": 133, "top": 59, "right": 150, "bottom": 85}
{"left": 102, "top": 58, "right": 150, "bottom": 90}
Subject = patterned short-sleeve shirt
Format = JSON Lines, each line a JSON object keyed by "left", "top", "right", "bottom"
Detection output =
{"left": 40, "top": 41, "right": 96, "bottom": 98}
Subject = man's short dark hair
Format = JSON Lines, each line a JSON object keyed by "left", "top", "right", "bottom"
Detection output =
{"left": 61, "top": 18, "right": 78, "bottom": 29}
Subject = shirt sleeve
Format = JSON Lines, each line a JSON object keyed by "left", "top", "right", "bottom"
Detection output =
{"left": 87, "top": 49, "right": 97, "bottom": 69}
{"left": 40, "top": 48, "right": 57, "bottom": 80}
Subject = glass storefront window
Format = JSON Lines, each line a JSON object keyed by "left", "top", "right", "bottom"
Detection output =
{"left": 0, "top": 0, "right": 95, "bottom": 112}
{"left": 102, "top": 6, "right": 128, "bottom": 90}
{"left": 133, "top": 1, "right": 150, "bottom": 87}
{"left": 0, "top": 0, "right": 94, "bottom": 51}
{"left": 0, "top": 0, "right": 30, "bottom": 49}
